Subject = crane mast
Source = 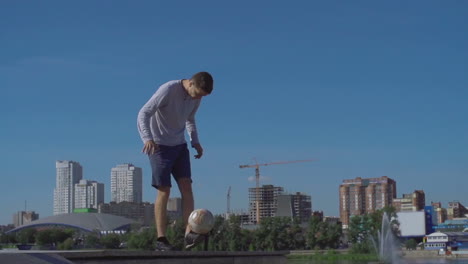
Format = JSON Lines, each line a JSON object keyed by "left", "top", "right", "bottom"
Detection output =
{"left": 227, "top": 186, "right": 231, "bottom": 215}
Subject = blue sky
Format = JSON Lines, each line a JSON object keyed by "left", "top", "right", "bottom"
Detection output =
{"left": 1, "top": 1, "right": 467, "bottom": 225}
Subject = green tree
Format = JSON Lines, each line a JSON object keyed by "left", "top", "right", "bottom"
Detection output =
{"left": 253, "top": 217, "right": 292, "bottom": 251}
{"left": 36, "top": 230, "right": 54, "bottom": 246}
{"left": 17, "top": 228, "right": 37, "bottom": 244}
{"left": 274, "top": 217, "right": 292, "bottom": 250}
{"left": 226, "top": 215, "right": 244, "bottom": 251}
{"left": 51, "top": 229, "right": 75, "bottom": 244}
{"left": 369, "top": 206, "right": 400, "bottom": 236}
{"left": 128, "top": 226, "right": 156, "bottom": 250}
{"left": 0, "top": 232, "right": 6, "bottom": 244}
{"left": 239, "top": 229, "right": 254, "bottom": 251}
{"left": 100, "top": 233, "right": 121, "bottom": 249}
{"left": 348, "top": 214, "right": 374, "bottom": 253}
{"left": 209, "top": 215, "right": 229, "bottom": 251}
{"left": 288, "top": 217, "right": 306, "bottom": 250}
{"left": 0, "top": 232, "right": 17, "bottom": 244}
{"left": 316, "top": 221, "right": 331, "bottom": 249}
{"left": 84, "top": 233, "right": 100, "bottom": 249}
{"left": 36, "top": 228, "right": 74, "bottom": 247}
{"left": 405, "top": 239, "right": 417, "bottom": 250}
{"left": 324, "top": 222, "right": 342, "bottom": 249}
{"left": 347, "top": 207, "right": 399, "bottom": 254}
{"left": 306, "top": 215, "right": 321, "bottom": 249}
{"left": 57, "top": 238, "right": 74, "bottom": 250}
{"left": 253, "top": 217, "right": 273, "bottom": 250}
{"left": 166, "top": 220, "right": 185, "bottom": 250}
{"left": 312, "top": 220, "right": 343, "bottom": 250}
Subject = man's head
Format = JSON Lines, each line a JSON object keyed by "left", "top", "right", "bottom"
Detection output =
{"left": 187, "top": 72, "right": 213, "bottom": 99}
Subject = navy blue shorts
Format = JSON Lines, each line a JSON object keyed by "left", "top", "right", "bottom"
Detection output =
{"left": 148, "top": 143, "right": 192, "bottom": 189}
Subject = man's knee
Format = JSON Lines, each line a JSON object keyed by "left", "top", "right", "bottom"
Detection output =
{"left": 157, "top": 186, "right": 171, "bottom": 198}
{"left": 177, "top": 178, "right": 193, "bottom": 194}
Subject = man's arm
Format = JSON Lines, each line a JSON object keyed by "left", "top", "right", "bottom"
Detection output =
{"left": 186, "top": 100, "right": 203, "bottom": 158}
{"left": 137, "top": 87, "right": 168, "bottom": 154}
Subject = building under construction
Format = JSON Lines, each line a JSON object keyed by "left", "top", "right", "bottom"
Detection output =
{"left": 248, "top": 184, "right": 284, "bottom": 224}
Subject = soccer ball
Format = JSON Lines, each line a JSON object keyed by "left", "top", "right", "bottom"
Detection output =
{"left": 188, "top": 209, "right": 214, "bottom": 234}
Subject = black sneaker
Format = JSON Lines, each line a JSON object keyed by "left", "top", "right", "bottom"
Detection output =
{"left": 155, "top": 238, "right": 173, "bottom": 251}
{"left": 184, "top": 231, "right": 204, "bottom": 249}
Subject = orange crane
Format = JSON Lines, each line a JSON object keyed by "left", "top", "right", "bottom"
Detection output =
{"left": 239, "top": 159, "right": 315, "bottom": 223}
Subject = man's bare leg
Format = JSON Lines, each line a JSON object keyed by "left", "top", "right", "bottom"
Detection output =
{"left": 177, "top": 178, "right": 194, "bottom": 234}
{"left": 155, "top": 186, "right": 171, "bottom": 238}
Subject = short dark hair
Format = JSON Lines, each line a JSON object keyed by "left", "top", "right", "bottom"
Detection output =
{"left": 191, "top": 72, "right": 213, "bottom": 94}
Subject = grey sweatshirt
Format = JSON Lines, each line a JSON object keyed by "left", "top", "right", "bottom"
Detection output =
{"left": 137, "top": 80, "right": 201, "bottom": 146}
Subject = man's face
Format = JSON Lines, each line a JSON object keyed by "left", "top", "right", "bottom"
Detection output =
{"left": 188, "top": 82, "right": 209, "bottom": 99}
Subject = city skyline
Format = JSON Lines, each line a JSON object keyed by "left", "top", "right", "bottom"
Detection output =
{"left": 2, "top": 2, "right": 467, "bottom": 225}
{"left": 2, "top": 158, "right": 465, "bottom": 226}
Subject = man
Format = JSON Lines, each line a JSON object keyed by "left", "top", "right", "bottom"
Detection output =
{"left": 137, "top": 72, "right": 213, "bottom": 251}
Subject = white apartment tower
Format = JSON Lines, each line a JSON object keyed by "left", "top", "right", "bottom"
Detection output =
{"left": 74, "top": 179, "right": 104, "bottom": 209}
{"left": 53, "top": 160, "right": 83, "bottom": 215}
{"left": 111, "top": 164, "right": 143, "bottom": 203}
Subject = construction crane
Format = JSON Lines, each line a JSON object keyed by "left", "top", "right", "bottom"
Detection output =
{"left": 239, "top": 159, "right": 315, "bottom": 224}
{"left": 227, "top": 186, "right": 231, "bottom": 215}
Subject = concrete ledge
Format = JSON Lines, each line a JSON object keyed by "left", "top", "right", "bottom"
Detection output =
{"left": 57, "top": 250, "right": 289, "bottom": 264}
{"left": 0, "top": 253, "right": 74, "bottom": 264}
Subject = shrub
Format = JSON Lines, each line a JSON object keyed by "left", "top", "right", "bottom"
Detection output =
{"left": 84, "top": 233, "right": 100, "bottom": 249}
{"left": 100, "top": 234, "right": 121, "bottom": 249}
{"left": 127, "top": 228, "right": 155, "bottom": 250}
{"left": 58, "top": 238, "right": 74, "bottom": 250}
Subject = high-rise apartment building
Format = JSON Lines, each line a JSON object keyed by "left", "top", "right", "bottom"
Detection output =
{"left": 339, "top": 176, "right": 397, "bottom": 227}
{"left": 248, "top": 184, "right": 284, "bottom": 224}
{"left": 436, "top": 208, "right": 448, "bottom": 224}
{"left": 166, "top": 197, "right": 183, "bottom": 220}
{"left": 432, "top": 202, "right": 446, "bottom": 225}
{"left": 74, "top": 179, "right": 104, "bottom": 209}
{"left": 111, "top": 164, "right": 142, "bottom": 203}
{"left": 167, "top": 197, "right": 182, "bottom": 212}
{"left": 13, "top": 211, "right": 39, "bottom": 227}
{"left": 447, "top": 201, "right": 468, "bottom": 220}
{"left": 412, "top": 190, "right": 426, "bottom": 210}
{"left": 54, "top": 161, "right": 83, "bottom": 215}
{"left": 276, "top": 192, "right": 312, "bottom": 223}
{"left": 392, "top": 190, "right": 425, "bottom": 212}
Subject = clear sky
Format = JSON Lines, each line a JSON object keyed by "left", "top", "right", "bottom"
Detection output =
{"left": 1, "top": 1, "right": 467, "bottom": 225}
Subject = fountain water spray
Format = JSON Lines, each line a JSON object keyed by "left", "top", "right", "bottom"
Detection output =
{"left": 370, "top": 212, "right": 402, "bottom": 264}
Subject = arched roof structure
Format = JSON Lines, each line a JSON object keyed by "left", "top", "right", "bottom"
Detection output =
{"left": 7, "top": 213, "right": 135, "bottom": 233}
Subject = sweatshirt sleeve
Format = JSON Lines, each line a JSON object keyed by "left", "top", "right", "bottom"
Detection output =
{"left": 137, "top": 87, "right": 168, "bottom": 143}
{"left": 186, "top": 100, "right": 201, "bottom": 146}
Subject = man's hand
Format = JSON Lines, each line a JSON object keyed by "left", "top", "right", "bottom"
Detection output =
{"left": 142, "top": 140, "right": 158, "bottom": 155}
{"left": 192, "top": 143, "right": 203, "bottom": 159}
